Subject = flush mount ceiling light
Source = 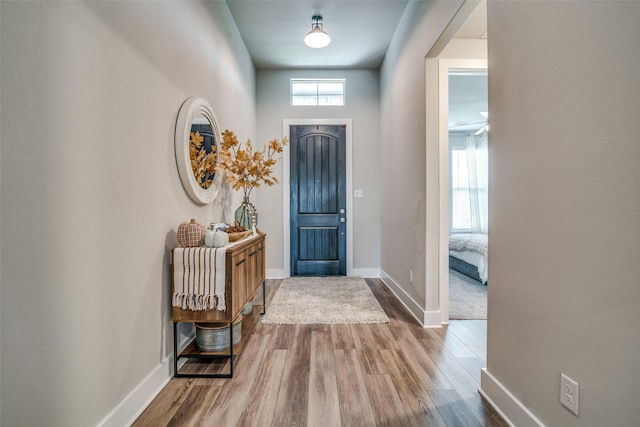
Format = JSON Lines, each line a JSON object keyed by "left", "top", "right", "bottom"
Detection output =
{"left": 304, "top": 15, "right": 331, "bottom": 48}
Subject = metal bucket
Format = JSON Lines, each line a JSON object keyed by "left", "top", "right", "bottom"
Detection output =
{"left": 195, "top": 316, "right": 242, "bottom": 352}
{"left": 240, "top": 300, "right": 253, "bottom": 315}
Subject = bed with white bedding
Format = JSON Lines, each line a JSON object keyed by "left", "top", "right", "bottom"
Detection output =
{"left": 449, "top": 233, "right": 488, "bottom": 284}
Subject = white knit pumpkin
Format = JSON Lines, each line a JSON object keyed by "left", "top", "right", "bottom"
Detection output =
{"left": 211, "top": 230, "right": 229, "bottom": 247}
{"left": 204, "top": 229, "right": 216, "bottom": 247}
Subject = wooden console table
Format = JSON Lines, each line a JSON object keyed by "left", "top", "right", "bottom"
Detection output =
{"left": 171, "top": 233, "right": 266, "bottom": 378}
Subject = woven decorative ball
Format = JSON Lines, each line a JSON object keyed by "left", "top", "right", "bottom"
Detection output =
{"left": 177, "top": 218, "right": 206, "bottom": 247}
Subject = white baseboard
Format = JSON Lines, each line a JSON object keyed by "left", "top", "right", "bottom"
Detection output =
{"left": 379, "top": 269, "right": 442, "bottom": 328}
{"left": 479, "top": 369, "right": 546, "bottom": 427}
{"left": 423, "top": 310, "right": 444, "bottom": 328}
{"left": 266, "top": 268, "right": 286, "bottom": 279}
{"left": 97, "top": 357, "right": 173, "bottom": 427}
{"left": 97, "top": 328, "right": 194, "bottom": 427}
{"left": 350, "top": 268, "right": 380, "bottom": 278}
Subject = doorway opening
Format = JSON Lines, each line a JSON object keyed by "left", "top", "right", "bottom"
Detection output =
{"left": 429, "top": 59, "right": 488, "bottom": 323}
{"left": 447, "top": 70, "right": 488, "bottom": 320}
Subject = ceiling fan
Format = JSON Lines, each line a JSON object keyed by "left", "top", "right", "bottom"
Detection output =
{"left": 474, "top": 112, "right": 489, "bottom": 135}
{"left": 448, "top": 120, "right": 485, "bottom": 129}
{"left": 448, "top": 112, "right": 489, "bottom": 134}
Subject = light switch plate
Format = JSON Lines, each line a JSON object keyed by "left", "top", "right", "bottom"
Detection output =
{"left": 354, "top": 189, "right": 364, "bottom": 199}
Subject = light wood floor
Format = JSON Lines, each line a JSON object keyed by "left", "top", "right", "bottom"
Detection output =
{"left": 134, "top": 278, "right": 507, "bottom": 427}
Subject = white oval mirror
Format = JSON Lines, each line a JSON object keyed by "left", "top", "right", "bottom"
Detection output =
{"left": 175, "top": 98, "right": 223, "bottom": 204}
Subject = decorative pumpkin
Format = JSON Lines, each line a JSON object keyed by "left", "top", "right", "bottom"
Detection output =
{"left": 204, "top": 228, "right": 216, "bottom": 247}
{"left": 177, "top": 218, "right": 206, "bottom": 247}
{"left": 211, "top": 229, "right": 229, "bottom": 248}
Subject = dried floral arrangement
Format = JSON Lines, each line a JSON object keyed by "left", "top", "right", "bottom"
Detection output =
{"left": 216, "top": 130, "right": 288, "bottom": 198}
{"left": 189, "top": 131, "right": 217, "bottom": 189}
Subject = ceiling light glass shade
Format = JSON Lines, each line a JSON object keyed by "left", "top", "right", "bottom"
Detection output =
{"left": 305, "top": 28, "right": 330, "bottom": 48}
{"left": 304, "top": 16, "right": 330, "bottom": 48}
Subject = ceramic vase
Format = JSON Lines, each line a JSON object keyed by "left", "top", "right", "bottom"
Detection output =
{"left": 234, "top": 196, "right": 257, "bottom": 231}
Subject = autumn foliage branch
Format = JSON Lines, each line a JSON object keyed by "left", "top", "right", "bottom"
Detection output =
{"left": 216, "top": 130, "right": 288, "bottom": 198}
{"left": 189, "top": 131, "right": 217, "bottom": 189}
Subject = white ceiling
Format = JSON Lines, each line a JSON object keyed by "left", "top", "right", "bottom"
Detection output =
{"left": 448, "top": 1, "right": 488, "bottom": 132}
{"left": 226, "top": 0, "right": 410, "bottom": 69}
{"left": 448, "top": 72, "right": 488, "bottom": 132}
{"left": 226, "top": 0, "right": 488, "bottom": 130}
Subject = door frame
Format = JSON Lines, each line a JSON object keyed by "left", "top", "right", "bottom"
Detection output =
{"left": 426, "top": 58, "right": 488, "bottom": 324}
{"left": 282, "top": 119, "right": 353, "bottom": 277}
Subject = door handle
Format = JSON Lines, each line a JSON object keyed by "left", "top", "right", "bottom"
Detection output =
{"left": 340, "top": 209, "right": 345, "bottom": 214}
{"left": 340, "top": 218, "right": 345, "bottom": 223}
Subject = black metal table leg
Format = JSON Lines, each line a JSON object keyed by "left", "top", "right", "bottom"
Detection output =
{"left": 260, "top": 280, "right": 266, "bottom": 315}
{"left": 173, "top": 322, "right": 178, "bottom": 377}
{"left": 173, "top": 321, "right": 235, "bottom": 379}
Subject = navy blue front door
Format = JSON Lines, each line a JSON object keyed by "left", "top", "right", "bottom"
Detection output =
{"left": 290, "top": 125, "right": 346, "bottom": 276}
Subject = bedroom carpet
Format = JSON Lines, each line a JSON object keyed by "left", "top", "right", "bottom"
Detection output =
{"left": 260, "top": 276, "right": 390, "bottom": 325}
{"left": 449, "top": 269, "right": 487, "bottom": 320}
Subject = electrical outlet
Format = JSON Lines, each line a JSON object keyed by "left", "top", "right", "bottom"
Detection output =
{"left": 409, "top": 270, "right": 414, "bottom": 284}
{"left": 354, "top": 189, "right": 364, "bottom": 199}
{"left": 560, "top": 373, "right": 579, "bottom": 416}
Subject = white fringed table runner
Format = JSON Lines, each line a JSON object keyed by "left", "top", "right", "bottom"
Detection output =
{"left": 172, "top": 247, "right": 227, "bottom": 311}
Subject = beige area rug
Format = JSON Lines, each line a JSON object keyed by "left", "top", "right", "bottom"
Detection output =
{"left": 449, "top": 269, "right": 487, "bottom": 320}
{"left": 261, "top": 276, "right": 390, "bottom": 325}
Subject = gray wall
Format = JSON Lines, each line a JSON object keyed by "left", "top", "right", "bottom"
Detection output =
{"left": 256, "top": 69, "right": 381, "bottom": 275}
{"left": 486, "top": 2, "right": 640, "bottom": 426}
{"left": 380, "top": 1, "right": 463, "bottom": 309}
{"left": 0, "top": 2, "right": 255, "bottom": 425}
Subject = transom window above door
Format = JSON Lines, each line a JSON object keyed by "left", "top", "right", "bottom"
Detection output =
{"left": 290, "top": 79, "right": 345, "bottom": 106}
